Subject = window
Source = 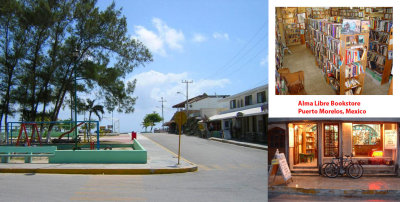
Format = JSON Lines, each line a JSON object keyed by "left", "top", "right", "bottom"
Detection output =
{"left": 245, "top": 95, "right": 252, "bottom": 106}
{"left": 257, "top": 91, "right": 266, "bottom": 103}
{"left": 352, "top": 124, "right": 382, "bottom": 157}
{"left": 224, "top": 120, "right": 230, "bottom": 129}
{"left": 230, "top": 100, "right": 236, "bottom": 109}
{"left": 324, "top": 124, "right": 339, "bottom": 157}
{"left": 240, "top": 99, "right": 243, "bottom": 107}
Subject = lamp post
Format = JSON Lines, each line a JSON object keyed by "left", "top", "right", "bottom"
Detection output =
{"left": 73, "top": 49, "right": 79, "bottom": 149}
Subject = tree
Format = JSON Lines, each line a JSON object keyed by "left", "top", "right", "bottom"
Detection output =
{"left": 85, "top": 99, "right": 104, "bottom": 140}
{"left": 143, "top": 112, "right": 162, "bottom": 132}
{"left": 0, "top": 0, "right": 153, "bottom": 143}
{"left": 141, "top": 120, "right": 151, "bottom": 132}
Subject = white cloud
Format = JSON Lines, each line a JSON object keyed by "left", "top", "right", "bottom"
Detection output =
{"left": 192, "top": 33, "right": 207, "bottom": 43}
{"left": 213, "top": 32, "right": 230, "bottom": 40}
{"left": 133, "top": 25, "right": 166, "bottom": 56}
{"left": 260, "top": 55, "right": 268, "bottom": 66}
{"left": 123, "top": 70, "right": 231, "bottom": 131}
{"left": 133, "top": 18, "right": 185, "bottom": 56}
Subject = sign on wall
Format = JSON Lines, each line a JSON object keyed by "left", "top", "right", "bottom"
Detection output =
{"left": 384, "top": 130, "right": 397, "bottom": 149}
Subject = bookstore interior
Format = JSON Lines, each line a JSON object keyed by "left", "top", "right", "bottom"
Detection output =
{"left": 275, "top": 7, "right": 394, "bottom": 95}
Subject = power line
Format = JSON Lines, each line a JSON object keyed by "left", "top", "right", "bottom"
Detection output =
{"left": 223, "top": 45, "right": 267, "bottom": 77}
{"left": 209, "top": 21, "right": 268, "bottom": 78}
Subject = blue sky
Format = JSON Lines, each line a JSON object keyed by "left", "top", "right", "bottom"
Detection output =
{"left": 89, "top": 0, "right": 268, "bottom": 132}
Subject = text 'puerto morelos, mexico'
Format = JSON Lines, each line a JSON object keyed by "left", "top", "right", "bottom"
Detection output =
{"left": 297, "top": 100, "right": 366, "bottom": 115}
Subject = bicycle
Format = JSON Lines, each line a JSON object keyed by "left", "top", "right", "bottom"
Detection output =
{"left": 320, "top": 153, "right": 339, "bottom": 176}
{"left": 324, "top": 153, "right": 363, "bottom": 179}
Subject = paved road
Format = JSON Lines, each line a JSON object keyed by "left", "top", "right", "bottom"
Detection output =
{"left": 0, "top": 133, "right": 268, "bottom": 201}
{"left": 269, "top": 193, "right": 400, "bottom": 201}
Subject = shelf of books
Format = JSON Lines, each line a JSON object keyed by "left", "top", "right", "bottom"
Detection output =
{"left": 367, "top": 19, "right": 393, "bottom": 84}
{"left": 285, "top": 23, "right": 301, "bottom": 46}
{"left": 307, "top": 19, "right": 370, "bottom": 95}
{"left": 281, "top": 8, "right": 301, "bottom": 46}
{"left": 339, "top": 32, "right": 369, "bottom": 95}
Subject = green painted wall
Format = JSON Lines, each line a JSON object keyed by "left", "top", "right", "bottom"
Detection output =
{"left": 49, "top": 139, "right": 147, "bottom": 164}
{"left": 53, "top": 143, "right": 133, "bottom": 150}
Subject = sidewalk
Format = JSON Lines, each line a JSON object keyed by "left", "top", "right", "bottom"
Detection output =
{"left": 269, "top": 175, "right": 400, "bottom": 197}
{"left": 0, "top": 133, "right": 198, "bottom": 175}
{"left": 209, "top": 137, "right": 267, "bottom": 150}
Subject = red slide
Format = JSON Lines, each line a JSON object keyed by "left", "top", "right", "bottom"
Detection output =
{"left": 58, "top": 122, "right": 85, "bottom": 139}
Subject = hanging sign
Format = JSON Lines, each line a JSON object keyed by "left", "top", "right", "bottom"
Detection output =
{"left": 384, "top": 130, "right": 397, "bottom": 149}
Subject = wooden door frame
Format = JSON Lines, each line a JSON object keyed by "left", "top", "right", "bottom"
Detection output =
{"left": 292, "top": 123, "right": 318, "bottom": 166}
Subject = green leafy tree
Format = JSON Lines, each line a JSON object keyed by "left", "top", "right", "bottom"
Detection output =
{"left": 141, "top": 120, "right": 151, "bottom": 132}
{"left": 0, "top": 0, "right": 152, "bottom": 142}
{"left": 143, "top": 112, "right": 162, "bottom": 132}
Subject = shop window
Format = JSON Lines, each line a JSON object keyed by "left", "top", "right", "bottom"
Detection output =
{"left": 352, "top": 124, "right": 381, "bottom": 157}
{"left": 230, "top": 100, "right": 236, "bottom": 109}
{"left": 324, "top": 124, "right": 339, "bottom": 157}
{"left": 224, "top": 120, "right": 229, "bottom": 129}
{"left": 258, "top": 120, "right": 264, "bottom": 132}
{"left": 245, "top": 95, "right": 252, "bottom": 106}
{"left": 257, "top": 91, "right": 266, "bottom": 103}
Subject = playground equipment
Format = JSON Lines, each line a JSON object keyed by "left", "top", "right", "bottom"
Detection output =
{"left": 15, "top": 123, "right": 42, "bottom": 146}
{"left": 7, "top": 121, "right": 100, "bottom": 150}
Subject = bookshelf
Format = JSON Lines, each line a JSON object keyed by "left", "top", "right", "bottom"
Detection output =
{"left": 312, "top": 8, "right": 330, "bottom": 19}
{"left": 368, "top": 19, "right": 393, "bottom": 84}
{"left": 307, "top": 18, "right": 369, "bottom": 95}
{"left": 384, "top": 7, "right": 393, "bottom": 20}
{"left": 339, "top": 32, "right": 369, "bottom": 95}
{"left": 305, "top": 132, "right": 315, "bottom": 154}
{"left": 281, "top": 8, "right": 301, "bottom": 46}
{"left": 285, "top": 23, "right": 301, "bottom": 46}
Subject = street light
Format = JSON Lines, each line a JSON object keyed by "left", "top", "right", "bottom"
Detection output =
{"left": 73, "top": 49, "right": 79, "bottom": 149}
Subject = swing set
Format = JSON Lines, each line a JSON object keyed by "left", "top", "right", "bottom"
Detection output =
{"left": 15, "top": 123, "right": 42, "bottom": 146}
{"left": 6, "top": 121, "right": 100, "bottom": 149}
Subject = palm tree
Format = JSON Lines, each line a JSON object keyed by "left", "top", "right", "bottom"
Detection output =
{"left": 85, "top": 99, "right": 104, "bottom": 139}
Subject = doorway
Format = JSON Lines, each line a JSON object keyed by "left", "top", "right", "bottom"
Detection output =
{"left": 268, "top": 127, "right": 286, "bottom": 164}
{"left": 293, "top": 123, "right": 318, "bottom": 167}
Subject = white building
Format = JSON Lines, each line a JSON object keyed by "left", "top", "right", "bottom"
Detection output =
{"left": 208, "top": 84, "right": 268, "bottom": 143}
{"left": 172, "top": 93, "right": 229, "bottom": 119}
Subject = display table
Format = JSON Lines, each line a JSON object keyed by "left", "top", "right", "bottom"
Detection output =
{"left": 300, "top": 153, "right": 314, "bottom": 163}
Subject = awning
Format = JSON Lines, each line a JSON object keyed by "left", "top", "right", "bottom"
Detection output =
{"left": 208, "top": 107, "right": 267, "bottom": 121}
{"left": 163, "top": 121, "right": 175, "bottom": 126}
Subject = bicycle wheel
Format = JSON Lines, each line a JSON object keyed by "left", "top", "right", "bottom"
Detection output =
{"left": 324, "top": 163, "right": 339, "bottom": 178}
{"left": 347, "top": 163, "right": 363, "bottom": 179}
{"left": 320, "top": 163, "right": 329, "bottom": 176}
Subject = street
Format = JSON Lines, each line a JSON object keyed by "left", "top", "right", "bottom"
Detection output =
{"left": 269, "top": 193, "right": 400, "bottom": 201}
{"left": 0, "top": 133, "right": 268, "bottom": 201}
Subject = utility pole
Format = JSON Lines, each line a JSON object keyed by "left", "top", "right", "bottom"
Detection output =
{"left": 181, "top": 80, "right": 193, "bottom": 117}
{"left": 159, "top": 97, "right": 166, "bottom": 131}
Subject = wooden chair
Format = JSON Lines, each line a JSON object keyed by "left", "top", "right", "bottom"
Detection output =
{"left": 277, "top": 68, "right": 290, "bottom": 74}
{"left": 280, "top": 71, "right": 306, "bottom": 95}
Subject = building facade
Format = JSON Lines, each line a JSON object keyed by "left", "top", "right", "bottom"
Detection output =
{"left": 209, "top": 85, "right": 268, "bottom": 143}
{"left": 268, "top": 118, "right": 400, "bottom": 176}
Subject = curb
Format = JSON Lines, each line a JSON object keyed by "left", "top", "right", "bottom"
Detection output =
{"left": 269, "top": 186, "right": 400, "bottom": 197}
{"left": 0, "top": 166, "right": 198, "bottom": 175}
{"left": 209, "top": 137, "right": 268, "bottom": 151}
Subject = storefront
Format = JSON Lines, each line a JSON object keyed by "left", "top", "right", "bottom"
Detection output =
{"left": 268, "top": 118, "right": 400, "bottom": 176}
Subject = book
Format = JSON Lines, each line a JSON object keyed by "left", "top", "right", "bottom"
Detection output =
{"left": 361, "top": 21, "right": 370, "bottom": 33}
{"left": 358, "top": 35, "right": 364, "bottom": 44}
{"left": 342, "top": 19, "right": 361, "bottom": 34}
